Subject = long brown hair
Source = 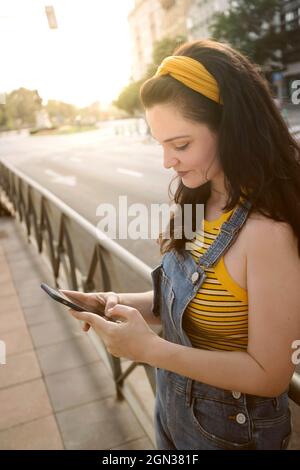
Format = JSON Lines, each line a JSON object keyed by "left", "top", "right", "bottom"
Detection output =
{"left": 139, "top": 39, "right": 300, "bottom": 256}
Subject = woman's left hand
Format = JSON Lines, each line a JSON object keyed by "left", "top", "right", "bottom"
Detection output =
{"left": 68, "top": 303, "right": 158, "bottom": 363}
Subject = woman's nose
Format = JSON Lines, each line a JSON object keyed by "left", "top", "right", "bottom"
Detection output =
{"left": 163, "top": 151, "right": 178, "bottom": 170}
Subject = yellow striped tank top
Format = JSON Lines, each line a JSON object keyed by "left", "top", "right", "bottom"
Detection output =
{"left": 182, "top": 205, "right": 248, "bottom": 352}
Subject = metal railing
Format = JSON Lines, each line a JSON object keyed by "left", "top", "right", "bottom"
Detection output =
{"left": 0, "top": 158, "right": 300, "bottom": 421}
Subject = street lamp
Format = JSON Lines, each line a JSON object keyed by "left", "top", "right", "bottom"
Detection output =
{"left": 45, "top": 5, "right": 58, "bottom": 29}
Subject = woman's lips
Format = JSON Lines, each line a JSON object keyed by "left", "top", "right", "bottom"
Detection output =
{"left": 177, "top": 171, "right": 190, "bottom": 177}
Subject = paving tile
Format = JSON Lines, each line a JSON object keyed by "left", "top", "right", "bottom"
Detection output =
{"left": 2, "top": 240, "right": 26, "bottom": 255}
{"left": 0, "top": 326, "right": 33, "bottom": 356}
{"left": 0, "top": 415, "right": 64, "bottom": 450}
{"left": 1, "top": 230, "right": 30, "bottom": 251}
{"left": 56, "top": 396, "right": 145, "bottom": 450}
{"left": 0, "top": 294, "right": 22, "bottom": 315}
{"left": 29, "top": 318, "right": 82, "bottom": 349}
{"left": 110, "top": 436, "right": 155, "bottom": 450}
{"left": 0, "top": 307, "right": 27, "bottom": 334}
{"left": 0, "top": 350, "right": 41, "bottom": 389}
{"left": 45, "top": 361, "right": 115, "bottom": 412}
{"left": 11, "top": 275, "right": 45, "bottom": 292}
{"left": 0, "top": 265, "right": 12, "bottom": 283}
{"left": 4, "top": 246, "right": 41, "bottom": 264}
{"left": 12, "top": 278, "right": 49, "bottom": 308}
{"left": 22, "top": 302, "right": 63, "bottom": 326}
{"left": 6, "top": 258, "right": 46, "bottom": 283}
{"left": 0, "top": 379, "right": 53, "bottom": 430}
{"left": 0, "top": 279, "right": 17, "bottom": 296}
{"left": 0, "top": 217, "right": 14, "bottom": 229}
{"left": 36, "top": 336, "right": 99, "bottom": 376}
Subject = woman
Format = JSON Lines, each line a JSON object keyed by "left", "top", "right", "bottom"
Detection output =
{"left": 61, "top": 39, "right": 300, "bottom": 450}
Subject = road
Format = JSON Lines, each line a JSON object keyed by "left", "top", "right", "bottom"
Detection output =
{"left": 0, "top": 129, "right": 176, "bottom": 288}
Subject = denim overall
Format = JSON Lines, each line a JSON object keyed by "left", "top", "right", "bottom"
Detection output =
{"left": 150, "top": 199, "right": 292, "bottom": 450}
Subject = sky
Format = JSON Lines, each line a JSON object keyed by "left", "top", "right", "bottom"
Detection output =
{"left": 0, "top": 0, "right": 135, "bottom": 108}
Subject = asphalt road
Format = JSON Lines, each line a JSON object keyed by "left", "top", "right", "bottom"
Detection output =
{"left": 0, "top": 129, "right": 177, "bottom": 290}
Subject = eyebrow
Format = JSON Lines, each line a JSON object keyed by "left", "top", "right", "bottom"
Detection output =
{"left": 152, "top": 134, "right": 191, "bottom": 143}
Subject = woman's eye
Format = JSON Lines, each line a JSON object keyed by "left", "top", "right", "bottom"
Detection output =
{"left": 175, "top": 143, "right": 189, "bottom": 151}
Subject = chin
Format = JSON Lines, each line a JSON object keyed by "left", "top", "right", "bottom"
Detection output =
{"left": 182, "top": 182, "right": 197, "bottom": 189}
{"left": 182, "top": 177, "right": 206, "bottom": 189}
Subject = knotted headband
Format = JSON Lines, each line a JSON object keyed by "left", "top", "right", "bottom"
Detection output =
{"left": 154, "top": 55, "right": 223, "bottom": 105}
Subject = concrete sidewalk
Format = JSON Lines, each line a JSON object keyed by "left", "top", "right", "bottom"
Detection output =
{"left": 0, "top": 216, "right": 154, "bottom": 450}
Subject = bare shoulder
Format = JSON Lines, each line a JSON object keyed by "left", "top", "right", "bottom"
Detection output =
{"left": 244, "top": 211, "right": 299, "bottom": 260}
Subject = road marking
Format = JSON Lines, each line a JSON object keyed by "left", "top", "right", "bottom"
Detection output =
{"left": 45, "top": 169, "right": 77, "bottom": 186}
{"left": 117, "top": 167, "right": 143, "bottom": 178}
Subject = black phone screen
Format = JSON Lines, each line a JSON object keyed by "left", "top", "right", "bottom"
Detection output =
{"left": 40, "top": 283, "right": 115, "bottom": 321}
{"left": 40, "top": 283, "right": 88, "bottom": 311}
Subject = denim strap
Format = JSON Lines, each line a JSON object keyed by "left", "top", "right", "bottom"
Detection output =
{"left": 197, "top": 199, "right": 252, "bottom": 269}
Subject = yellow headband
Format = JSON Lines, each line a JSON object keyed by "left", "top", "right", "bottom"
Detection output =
{"left": 154, "top": 55, "right": 223, "bottom": 105}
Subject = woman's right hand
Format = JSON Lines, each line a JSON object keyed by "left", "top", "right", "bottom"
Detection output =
{"left": 59, "top": 289, "right": 120, "bottom": 331}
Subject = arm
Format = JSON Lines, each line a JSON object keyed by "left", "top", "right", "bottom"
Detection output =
{"left": 144, "top": 220, "right": 300, "bottom": 397}
{"left": 118, "top": 290, "right": 162, "bottom": 325}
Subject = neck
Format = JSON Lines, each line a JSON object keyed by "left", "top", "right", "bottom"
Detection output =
{"left": 209, "top": 173, "right": 228, "bottom": 207}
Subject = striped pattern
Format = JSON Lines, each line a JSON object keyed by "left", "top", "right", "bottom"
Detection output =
{"left": 182, "top": 207, "right": 248, "bottom": 351}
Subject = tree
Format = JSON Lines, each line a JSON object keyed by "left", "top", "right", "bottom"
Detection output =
{"left": 113, "top": 80, "right": 144, "bottom": 116}
{"left": 79, "top": 101, "right": 102, "bottom": 124}
{"left": 45, "top": 100, "right": 77, "bottom": 126}
{"left": 209, "top": 0, "right": 291, "bottom": 71}
{"left": 113, "top": 34, "right": 187, "bottom": 116}
{"left": 0, "top": 106, "right": 6, "bottom": 130}
{"left": 5, "top": 88, "right": 42, "bottom": 129}
{"left": 151, "top": 35, "right": 187, "bottom": 69}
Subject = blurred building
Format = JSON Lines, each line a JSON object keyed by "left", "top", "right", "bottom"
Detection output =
{"left": 128, "top": 0, "right": 192, "bottom": 81}
{"left": 281, "top": 0, "right": 300, "bottom": 101}
{"left": 186, "top": 0, "right": 229, "bottom": 39}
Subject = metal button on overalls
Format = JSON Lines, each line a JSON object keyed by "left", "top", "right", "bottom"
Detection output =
{"left": 232, "top": 391, "right": 241, "bottom": 399}
{"left": 191, "top": 271, "right": 199, "bottom": 283}
{"left": 236, "top": 412, "right": 246, "bottom": 424}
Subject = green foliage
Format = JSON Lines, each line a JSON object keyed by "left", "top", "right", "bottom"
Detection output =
{"left": 0, "top": 88, "right": 104, "bottom": 131}
{"left": 151, "top": 34, "right": 187, "bottom": 68}
{"left": 113, "top": 80, "right": 144, "bottom": 115}
{"left": 0, "top": 87, "right": 42, "bottom": 130}
{"left": 45, "top": 99, "right": 77, "bottom": 126}
{"left": 79, "top": 101, "right": 102, "bottom": 124}
{"left": 114, "top": 34, "right": 187, "bottom": 116}
{"left": 209, "top": 0, "right": 289, "bottom": 68}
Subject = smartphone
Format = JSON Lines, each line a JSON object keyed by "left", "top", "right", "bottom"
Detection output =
{"left": 40, "top": 283, "right": 106, "bottom": 316}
